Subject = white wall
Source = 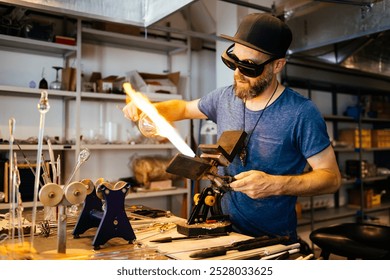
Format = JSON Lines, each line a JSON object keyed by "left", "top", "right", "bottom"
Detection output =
{"left": 0, "top": 50, "right": 65, "bottom": 141}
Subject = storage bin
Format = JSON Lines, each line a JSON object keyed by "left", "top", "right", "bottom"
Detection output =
{"left": 371, "top": 129, "right": 390, "bottom": 148}
{"left": 339, "top": 129, "right": 371, "bottom": 148}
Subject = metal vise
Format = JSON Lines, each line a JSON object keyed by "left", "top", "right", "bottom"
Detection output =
{"left": 166, "top": 130, "right": 247, "bottom": 225}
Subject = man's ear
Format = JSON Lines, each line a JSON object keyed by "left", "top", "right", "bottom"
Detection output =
{"left": 273, "top": 58, "right": 286, "bottom": 74}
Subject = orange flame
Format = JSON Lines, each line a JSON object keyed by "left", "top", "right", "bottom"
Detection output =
{"left": 123, "top": 83, "right": 195, "bottom": 157}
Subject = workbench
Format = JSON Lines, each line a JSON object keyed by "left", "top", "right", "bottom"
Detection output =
{"left": 0, "top": 206, "right": 301, "bottom": 260}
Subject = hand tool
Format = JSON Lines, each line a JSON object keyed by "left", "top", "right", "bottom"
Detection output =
{"left": 261, "top": 247, "right": 300, "bottom": 260}
{"left": 150, "top": 232, "right": 229, "bottom": 243}
{"left": 189, "top": 235, "right": 289, "bottom": 259}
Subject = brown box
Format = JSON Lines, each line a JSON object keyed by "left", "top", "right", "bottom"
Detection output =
{"left": 97, "top": 75, "right": 125, "bottom": 93}
{"left": 127, "top": 70, "right": 180, "bottom": 94}
{"left": 97, "top": 75, "right": 117, "bottom": 93}
{"left": 372, "top": 194, "right": 381, "bottom": 206}
{"left": 371, "top": 129, "right": 390, "bottom": 148}
{"left": 92, "top": 21, "right": 140, "bottom": 36}
{"left": 371, "top": 100, "right": 390, "bottom": 118}
{"left": 62, "top": 67, "right": 76, "bottom": 91}
{"left": 339, "top": 129, "right": 371, "bottom": 148}
{"left": 54, "top": 35, "right": 76, "bottom": 46}
{"left": 348, "top": 188, "right": 373, "bottom": 208}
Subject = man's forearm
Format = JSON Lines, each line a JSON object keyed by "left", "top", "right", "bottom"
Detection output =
{"left": 154, "top": 100, "right": 187, "bottom": 122}
{"left": 278, "top": 168, "right": 341, "bottom": 197}
{"left": 155, "top": 99, "right": 205, "bottom": 121}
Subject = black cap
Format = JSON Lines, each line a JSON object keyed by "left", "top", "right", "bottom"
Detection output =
{"left": 220, "top": 13, "right": 292, "bottom": 58}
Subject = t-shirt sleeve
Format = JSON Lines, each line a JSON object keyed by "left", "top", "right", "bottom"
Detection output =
{"left": 198, "top": 87, "right": 225, "bottom": 122}
{"left": 293, "top": 100, "right": 331, "bottom": 159}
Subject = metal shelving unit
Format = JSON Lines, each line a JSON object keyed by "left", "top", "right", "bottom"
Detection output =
{"left": 284, "top": 76, "right": 390, "bottom": 230}
{"left": 0, "top": 4, "right": 192, "bottom": 217}
{"left": 82, "top": 27, "right": 187, "bottom": 54}
{"left": 0, "top": 33, "right": 76, "bottom": 57}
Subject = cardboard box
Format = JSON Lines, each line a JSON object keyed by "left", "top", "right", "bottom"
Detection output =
{"left": 97, "top": 75, "right": 117, "bottom": 93}
{"left": 339, "top": 129, "right": 371, "bottom": 148}
{"left": 62, "top": 67, "right": 76, "bottom": 91}
{"left": 54, "top": 35, "right": 76, "bottom": 46}
{"left": 348, "top": 188, "right": 373, "bottom": 208}
{"left": 92, "top": 21, "right": 140, "bottom": 36}
{"left": 371, "top": 129, "right": 390, "bottom": 148}
{"left": 127, "top": 70, "right": 180, "bottom": 94}
{"left": 372, "top": 194, "right": 381, "bottom": 206}
{"left": 97, "top": 76, "right": 125, "bottom": 93}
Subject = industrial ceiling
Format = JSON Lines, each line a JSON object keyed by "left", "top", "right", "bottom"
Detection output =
{"left": 221, "top": 0, "right": 390, "bottom": 78}
{"left": 275, "top": 0, "right": 390, "bottom": 77}
{"left": 2, "top": 0, "right": 390, "bottom": 78}
{"left": 0, "top": 0, "right": 195, "bottom": 26}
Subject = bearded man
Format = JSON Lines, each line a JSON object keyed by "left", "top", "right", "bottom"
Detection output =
{"left": 123, "top": 13, "right": 341, "bottom": 241}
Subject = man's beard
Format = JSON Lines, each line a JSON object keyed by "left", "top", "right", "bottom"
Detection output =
{"left": 233, "top": 65, "right": 273, "bottom": 100}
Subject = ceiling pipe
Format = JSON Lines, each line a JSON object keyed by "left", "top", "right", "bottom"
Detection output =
{"left": 219, "top": 0, "right": 273, "bottom": 13}
{"left": 314, "top": 0, "right": 380, "bottom": 6}
{"left": 334, "top": 35, "right": 377, "bottom": 64}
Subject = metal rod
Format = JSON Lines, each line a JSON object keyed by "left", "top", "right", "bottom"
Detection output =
{"left": 47, "top": 138, "right": 57, "bottom": 184}
{"left": 13, "top": 153, "right": 24, "bottom": 245}
{"left": 57, "top": 204, "right": 67, "bottom": 254}
{"left": 30, "top": 90, "right": 50, "bottom": 249}
{"left": 56, "top": 154, "right": 61, "bottom": 185}
{"left": 219, "top": 0, "right": 273, "bottom": 13}
{"left": 315, "top": 0, "right": 376, "bottom": 7}
{"left": 41, "top": 155, "right": 52, "bottom": 184}
{"left": 8, "top": 117, "right": 16, "bottom": 245}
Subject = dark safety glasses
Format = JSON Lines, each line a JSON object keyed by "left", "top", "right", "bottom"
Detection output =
{"left": 221, "top": 44, "right": 277, "bottom": 78}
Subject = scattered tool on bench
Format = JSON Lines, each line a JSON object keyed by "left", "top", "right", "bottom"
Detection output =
{"left": 150, "top": 232, "right": 229, "bottom": 243}
{"left": 189, "top": 235, "right": 290, "bottom": 259}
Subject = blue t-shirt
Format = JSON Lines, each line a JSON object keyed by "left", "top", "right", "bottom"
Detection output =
{"left": 198, "top": 85, "right": 330, "bottom": 240}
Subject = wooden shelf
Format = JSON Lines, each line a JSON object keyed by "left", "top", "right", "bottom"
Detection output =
{"left": 81, "top": 91, "right": 182, "bottom": 102}
{"left": 0, "top": 143, "right": 177, "bottom": 151}
{"left": 81, "top": 143, "right": 176, "bottom": 150}
{"left": 0, "top": 3, "right": 190, "bottom": 220}
{"left": 324, "top": 114, "right": 390, "bottom": 124}
{"left": 341, "top": 175, "right": 390, "bottom": 185}
{"left": 298, "top": 202, "right": 390, "bottom": 226}
{"left": 0, "top": 144, "right": 75, "bottom": 151}
{"left": 334, "top": 146, "right": 390, "bottom": 152}
{"left": 0, "top": 85, "right": 76, "bottom": 99}
{"left": 0, "top": 33, "right": 76, "bottom": 57}
{"left": 82, "top": 27, "right": 187, "bottom": 54}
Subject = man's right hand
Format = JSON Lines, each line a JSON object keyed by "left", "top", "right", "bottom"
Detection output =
{"left": 122, "top": 100, "right": 141, "bottom": 122}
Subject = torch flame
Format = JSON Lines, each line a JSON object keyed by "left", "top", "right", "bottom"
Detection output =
{"left": 123, "top": 83, "right": 195, "bottom": 157}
